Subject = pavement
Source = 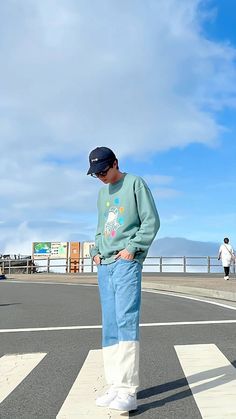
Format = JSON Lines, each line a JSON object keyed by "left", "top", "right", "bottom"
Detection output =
{"left": 1, "top": 273, "right": 236, "bottom": 418}
{"left": 0, "top": 274, "right": 236, "bottom": 419}
{"left": 3, "top": 271, "right": 236, "bottom": 302}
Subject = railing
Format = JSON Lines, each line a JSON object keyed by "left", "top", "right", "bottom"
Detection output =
{"left": 0, "top": 256, "right": 235, "bottom": 275}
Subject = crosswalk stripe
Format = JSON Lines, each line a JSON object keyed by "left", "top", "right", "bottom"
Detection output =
{"left": 175, "top": 344, "right": 236, "bottom": 418}
{"left": 0, "top": 353, "right": 47, "bottom": 404}
{"left": 57, "top": 349, "right": 128, "bottom": 418}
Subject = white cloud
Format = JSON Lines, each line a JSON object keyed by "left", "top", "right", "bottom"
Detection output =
{"left": 0, "top": 0, "right": 236, "bottom": 252}
{"left": 1, "top": 0, "right": 236, "bottom": 159}
{"left": 143, "top": 174, "right": 181, "bottom": 199}
{"left": 0, "top": 218, "right": 96, "bottom": 255}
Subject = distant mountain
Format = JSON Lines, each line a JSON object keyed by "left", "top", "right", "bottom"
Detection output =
{"left": 149, "top": 237, "right": 220, "bottom": 257}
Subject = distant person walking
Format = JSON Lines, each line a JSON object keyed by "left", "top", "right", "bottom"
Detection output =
{"left": 87, "top": 146, "right": 160, "bottom": 412}
{"left": 218, "top": 238, "right": 235, "bottom": 280}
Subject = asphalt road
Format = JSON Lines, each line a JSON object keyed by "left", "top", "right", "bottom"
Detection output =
{"left": 1, "top": 281, "right": 236, "bottom": 418}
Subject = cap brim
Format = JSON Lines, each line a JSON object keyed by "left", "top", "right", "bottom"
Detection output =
{"left": 87, "top": 161, "right": 110, "bottom": 175}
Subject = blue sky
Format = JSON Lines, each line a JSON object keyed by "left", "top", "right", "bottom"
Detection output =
{"left": 0, "top": 0, "right": 236, "bottom": 254}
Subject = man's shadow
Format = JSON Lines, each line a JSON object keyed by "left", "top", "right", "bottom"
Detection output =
{"left": 128, "top": 360, "right": 236, "bottom": 416}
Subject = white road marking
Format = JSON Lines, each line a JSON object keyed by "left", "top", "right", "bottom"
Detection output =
{"left": 0, "top": 325, "right": 102, "bottom": 333}
{"left": 4, "top": 280, "right": 96, "bottom": 287}
{"left": 3, "top": 280, "right": 236, "bottom": 311}
{"left": 0, "top": 353, "right": 47, "bottom": 404}
{"left": 57, "top": 349, "right": 128, "bottom": 418}
{"left": 1, "top": 319, "right": 236, "bottom": 333}
{"left": 175, "top": 344, "right": 236, "bottom": 418}
{"left": 140, "top": 320, "right": 236, "bottom": 326}
{"left": 1, "top": 282, "right": 236, "bottom": 334}
{"left": 143, "top": 288, "right": 236, "bottom": 311}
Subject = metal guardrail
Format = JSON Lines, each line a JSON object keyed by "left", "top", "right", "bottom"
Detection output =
{"left": 0, "top": 256, "right": 235, "bottom": 274}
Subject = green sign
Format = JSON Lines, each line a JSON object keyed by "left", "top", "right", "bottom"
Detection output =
{"left": 33, "top": 242, "right": 51, "bottom": 256}
{"left": 33, "top": 242, "right": 68, "bottom": 258}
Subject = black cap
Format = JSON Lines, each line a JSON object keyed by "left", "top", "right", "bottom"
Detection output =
{"left": 87, "top": 147, "right": 116, "bottom": 175}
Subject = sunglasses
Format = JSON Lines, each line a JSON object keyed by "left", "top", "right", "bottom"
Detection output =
{"left": 91, "top": 165, "right": 112, "bottom": 178}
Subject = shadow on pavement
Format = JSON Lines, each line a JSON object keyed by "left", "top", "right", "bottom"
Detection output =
{"left": 130, "top": 361, "right": 236, "bottom": 416}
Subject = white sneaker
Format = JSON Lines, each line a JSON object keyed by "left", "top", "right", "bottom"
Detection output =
{"left": 109, "top": 393, "right": 137, "bottom": 411}
{"left": 224, "top": 276, "right": 229, "bottom": 280}
{"left": 96, "top": 388, "right": 117, "bottom": 407}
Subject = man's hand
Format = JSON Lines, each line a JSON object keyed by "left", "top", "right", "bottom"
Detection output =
{"left": 93, "top": 254, "right": 101, "bottom": 265}
{"left": 114, "top": 249, "right": 134, "bottom": 260}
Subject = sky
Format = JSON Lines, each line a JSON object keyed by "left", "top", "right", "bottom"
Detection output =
{"left": 0, "top": 0, "right": 236, "bottom": 255}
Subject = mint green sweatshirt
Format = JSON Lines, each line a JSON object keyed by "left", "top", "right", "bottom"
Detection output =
{"left": 90, "top": 173, "right": 160, "bottom": 265}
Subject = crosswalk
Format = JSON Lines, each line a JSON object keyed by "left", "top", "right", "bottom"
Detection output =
{"left": 175, "top": 344, "right": 236, "bottom": 418}
{"left": 0, "top": 353, "right": 47, "bottom": 404}
{"left": 1, "top": 345, "right": 236, "bottom": 418}
{"left": 57, "top": 350, "right": 127, "bottom": 418}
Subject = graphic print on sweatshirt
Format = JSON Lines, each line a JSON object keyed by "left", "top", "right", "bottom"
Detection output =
{"left": 104, "top": 197, "right": 124, "bottom": 238}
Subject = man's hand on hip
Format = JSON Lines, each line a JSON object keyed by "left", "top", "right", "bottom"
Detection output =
{"left": 93, "top": 255, "right": 101, "bottom": 265}
{"left": 114, "top": 249, "right": 134, "bottom": 260}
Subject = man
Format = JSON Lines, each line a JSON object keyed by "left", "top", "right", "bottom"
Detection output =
{"left": 87, "top": 146, "right": 160, "bottom": 412}
{"left": 218, "top": 237, "right": 235, "bottom": 280}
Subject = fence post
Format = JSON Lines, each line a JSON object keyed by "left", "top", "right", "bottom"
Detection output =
{"left": 183, "top": 256, "right": 186, "bottom": 273}
{"left": 91, "top": 258, "right": 94, "bottom": 273}
{"left": 26, "top": 259, "right": 29, "bottom": 274}
{"left": 207, "top": 256, "right": 210, "bottom": 273}
{"left": 233, "top": 259, "right": 235, "bottom": 274}
{"left": 31, "top": 258, "right": 34, "bottom": 274}
{"left": 47, "top": 257, "right": 50, "bottom": 273}
{"left": 9, "top": 259, "right": 11, "bottom": 274}
{"left": 67, "top": 257, "right": 71, "bottom": 274}
{"left": 160, "top": 257, "right": 162, "bottom": 273}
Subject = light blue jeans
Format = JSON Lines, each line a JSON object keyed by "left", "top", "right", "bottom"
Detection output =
{"left": 97, "top": 258, "right": 142, "bottom": 392}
